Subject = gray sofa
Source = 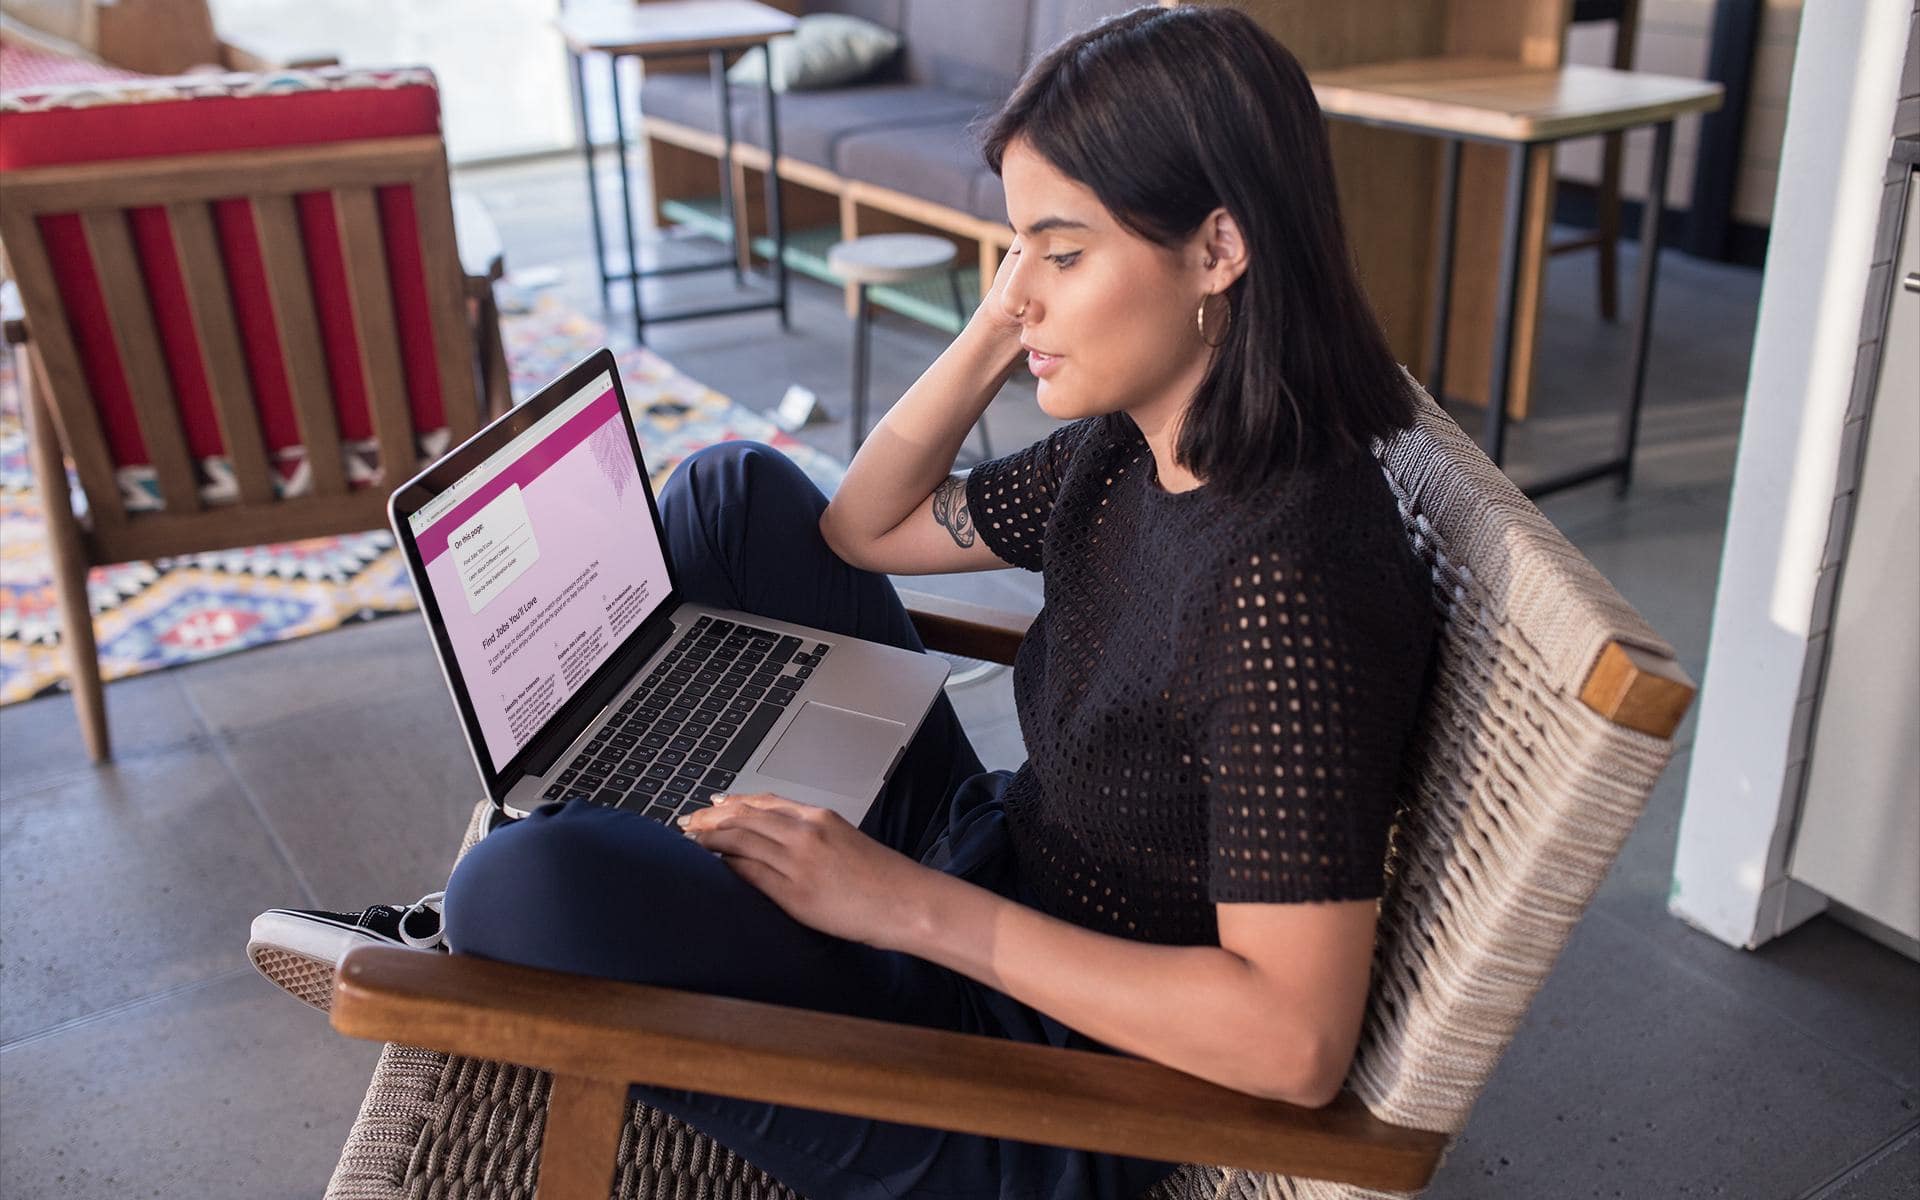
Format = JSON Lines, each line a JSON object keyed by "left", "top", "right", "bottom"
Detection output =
{"left": 638, "top": 0, "right": 1142, "bottom": 228}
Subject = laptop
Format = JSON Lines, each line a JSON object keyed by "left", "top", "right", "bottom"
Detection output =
{"left": 388, "top": 348, "right": 951, "bottom": 823}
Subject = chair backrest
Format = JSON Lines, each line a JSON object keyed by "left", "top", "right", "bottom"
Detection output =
{"left": 0, "top": 67, "right": 479, "bottom": 563}
{"left": 1252, "top": 384, "right": 1687, "bottom": 1196}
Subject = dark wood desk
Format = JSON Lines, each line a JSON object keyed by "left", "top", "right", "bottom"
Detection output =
{"left": 556, "top": 1, "right": 797, "bottom": 340}
{"left": 1314, "top": 58, "right": 1722, "bottom": 497}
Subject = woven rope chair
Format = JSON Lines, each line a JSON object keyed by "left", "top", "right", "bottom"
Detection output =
{"left": 315, "top": 386, "right": 1694, "bottom": 1199}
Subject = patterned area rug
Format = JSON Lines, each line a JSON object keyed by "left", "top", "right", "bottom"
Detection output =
{"left": 0, "top": 297, "right": 845, "bottom": 705}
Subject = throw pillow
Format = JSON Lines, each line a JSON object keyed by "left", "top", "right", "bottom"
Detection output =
{"left": 725, "top": 12, "right": 898, "bottom": 93}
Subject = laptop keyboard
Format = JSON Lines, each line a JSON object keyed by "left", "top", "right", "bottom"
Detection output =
{"left": 539, "top": 616, "right": 830, "bottom": 825}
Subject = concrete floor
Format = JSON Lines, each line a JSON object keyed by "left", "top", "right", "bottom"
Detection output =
{"left": 2, "top": 151, "right": 1916, "bottom": 1199}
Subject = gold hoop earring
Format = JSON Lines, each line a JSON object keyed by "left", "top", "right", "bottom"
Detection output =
{"left": 1197, "top": 293, "right": 1231, "bottom": 348}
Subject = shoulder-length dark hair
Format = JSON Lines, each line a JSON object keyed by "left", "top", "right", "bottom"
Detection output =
{"left": 980, "top": 5, "right": 1414, "bottom": 494}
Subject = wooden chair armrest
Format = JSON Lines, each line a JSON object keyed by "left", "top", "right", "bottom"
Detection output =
{"left": 898, "top": 587, "right": 1031, "bottom": 667}
{"left": 331, "top": 946, "right": 1444, "bottom": 1191}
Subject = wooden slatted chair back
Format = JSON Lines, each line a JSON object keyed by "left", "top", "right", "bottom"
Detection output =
{"left": 0, "top": 68, "right": 480, "bottom": 564}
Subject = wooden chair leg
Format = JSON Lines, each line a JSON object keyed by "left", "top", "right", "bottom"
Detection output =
{"left": 52, "top": 526, "right": 108, "bottom": 764}
{"left": 19, "top": 347, "right": 109, "bottom": 761}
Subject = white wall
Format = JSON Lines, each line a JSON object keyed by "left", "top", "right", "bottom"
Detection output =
{"left": 1669, "top": 0, "right": 1911, "bottom": 949}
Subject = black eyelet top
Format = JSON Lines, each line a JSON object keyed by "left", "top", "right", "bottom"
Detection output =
{"left": 964, "top": 414, "right": 1435, "bottom": 946}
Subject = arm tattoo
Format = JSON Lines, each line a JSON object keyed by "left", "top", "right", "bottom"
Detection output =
{"left": 931, "top": 475, "right": 976, "bottom": 548}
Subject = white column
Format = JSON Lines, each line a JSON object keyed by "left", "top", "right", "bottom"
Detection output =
{"left": 1669, "top": 0, "right": 1911, "bottom": 949}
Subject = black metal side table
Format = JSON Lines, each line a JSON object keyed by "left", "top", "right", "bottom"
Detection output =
{"left": 1313, "top": 59, "right": 1722, "bottom": 499}
{"left": 557, "top": 0, "right": 796, "bottom": 342}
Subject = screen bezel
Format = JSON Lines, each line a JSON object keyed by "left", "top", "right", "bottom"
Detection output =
{"left": 386, "top": 348, "right": 682, "bottom": 804}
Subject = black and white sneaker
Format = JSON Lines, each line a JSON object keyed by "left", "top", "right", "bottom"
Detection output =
{"left": 247, "top": 891, "right": 446, "bottom": 1012}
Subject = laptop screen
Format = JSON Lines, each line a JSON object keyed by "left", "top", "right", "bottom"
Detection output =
{"left": 405, "top": 370, "right": 670, "bottom": 772}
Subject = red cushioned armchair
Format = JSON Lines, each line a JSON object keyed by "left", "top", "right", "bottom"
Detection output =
{"left": 0, "top": 68, "right": 509, "bottom": 761}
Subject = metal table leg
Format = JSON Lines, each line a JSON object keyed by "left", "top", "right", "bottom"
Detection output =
{"left": 1482, "top": 142, "right": 1532, "bottom": 467}
{"left": 710, "top": 49, "right": 743, "bottom": 289}
{"left": 1520, "top": 121, "right": 1675, "bottom": 500}
{"left": 1426, "top": 138, "right": 1462, "bottom": 403}
{"left": 570, "top": 38, "right": 788, "bottom": 334}
{"left": 1614, "top": 120, "right": 1673, "bottom": 494}
{"left": 571, "top": 51, "right": 610, "bottom": 309}
{"left": 761, "top": 48, "right": 789, "bottom": 330}
{"left": 607, "top": 53, "right": 645, "bottom": 341}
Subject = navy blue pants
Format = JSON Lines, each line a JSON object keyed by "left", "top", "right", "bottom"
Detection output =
{"left": 444, "top": 443, "right": 1178, "bottom": 1200}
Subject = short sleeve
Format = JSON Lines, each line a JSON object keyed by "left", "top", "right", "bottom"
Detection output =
{"left": 963, "top": 418, "right": 1094, "bottom": 573}
{"left": 1195, "top": 541, "right": 1422, "bottom": 906}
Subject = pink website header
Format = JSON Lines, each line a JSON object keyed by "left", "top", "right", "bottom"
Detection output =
{"left": 417, "top": 388, "right": 623, "bottom": 565}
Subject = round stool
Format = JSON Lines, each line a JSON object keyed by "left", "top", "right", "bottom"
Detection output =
{"left": 826, "top": 234, "right": 992, "bottom": 461}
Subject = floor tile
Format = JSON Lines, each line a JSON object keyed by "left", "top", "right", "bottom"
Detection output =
{"left": 217, "top": 686, "right": 488, "bottom": 907}
{"left": 1612, "top": 909, "right": 1920, "bottom": 1096}
{"left": 1597, "top": 755, "right": 1920, "bottom": 1099}
{"left": 0, "top": 971, "right": 383, "bottom": 1200}
{"left": 1820, "top": 1122, "right": 1920, "bottom": 1200}
{"left": 0, "top": 672, "right": 207, "bottom": 799}
{"left": 176, "top": 612, "right": 443, "bottom": 737}
{"left": 0, "top": 746, "right": 306, "bottom": 1044}
{"left": 1423, "top": 915, "right": 1919, "bottom": 1198}
{"left": 1545, "top": 492, "right": 1730, "bottom": 676}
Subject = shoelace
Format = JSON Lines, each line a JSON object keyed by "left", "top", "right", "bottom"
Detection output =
{"left": 396, "top": 890, "right": 447, "bottom": 950}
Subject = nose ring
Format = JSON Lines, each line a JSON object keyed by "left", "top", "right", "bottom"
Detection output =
{"left": 1015, "top": 303, "right": 1029, "bottom": 318}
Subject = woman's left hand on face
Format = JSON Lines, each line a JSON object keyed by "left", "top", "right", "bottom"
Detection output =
{"left": 679, "top": 793, "right": 928, "bottom": 949}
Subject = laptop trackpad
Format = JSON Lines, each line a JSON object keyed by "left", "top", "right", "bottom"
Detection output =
{"left": 756, "top": 702, "right": 905, "bottom": 797}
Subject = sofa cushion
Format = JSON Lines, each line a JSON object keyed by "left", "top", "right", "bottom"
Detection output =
{"left": 725, "top": 12, "right": 900, "bottom": 92}
{"left": 898, "top": 1, "right": 1026, "bottom": 100}
{"left": 834, "top": 120, "right": 1001, "bottom": 219}
{"left": 636, "top": 69, "right": 734, "bottom": 136}
{"left": 640, "top": 71, "right": 986, "bottom": 171}
{"left": 802, "top": 0, "right": 905, "bottom": 33}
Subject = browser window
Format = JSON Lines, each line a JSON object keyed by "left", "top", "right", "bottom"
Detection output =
{"left": 407, "top": 372, "right": 669, "bottom": 769}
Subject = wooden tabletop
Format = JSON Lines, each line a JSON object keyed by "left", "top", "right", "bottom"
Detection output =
{"left": 556, "top": 0, "right": 797, "bottom": 57}
{"left": 1310, "top": 57, "right": 1723, "bottom": 143}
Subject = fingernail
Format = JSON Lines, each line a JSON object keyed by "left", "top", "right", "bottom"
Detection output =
{"left": 676, "top": 815, "right": 691, "bottom": 827}
{"left": 711, "top": 793, "right": 730, "bottom": 804}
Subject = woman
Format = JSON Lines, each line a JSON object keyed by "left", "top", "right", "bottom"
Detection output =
{"left": 252, "top": 7, "right": 1435, "bottom": 1198}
